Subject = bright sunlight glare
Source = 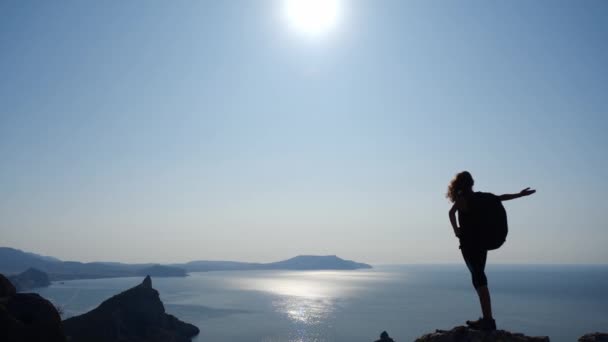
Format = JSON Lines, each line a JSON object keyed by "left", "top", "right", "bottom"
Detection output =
{"left": 283, "top": 0, "right": 342, "bottom": 37}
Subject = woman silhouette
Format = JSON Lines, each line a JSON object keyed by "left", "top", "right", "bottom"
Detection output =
{"left": 447, "top": 171, "right": 535, "bottom": 331}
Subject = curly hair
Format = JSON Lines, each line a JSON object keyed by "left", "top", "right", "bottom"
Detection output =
{"left": 446, "top": 171, "right": 474, "bottom": 203}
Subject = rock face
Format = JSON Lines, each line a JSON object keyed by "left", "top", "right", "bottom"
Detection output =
{"left": 0, "top": 274, "right": 16, "bottom": 297}
{"left": 579, "top": 333, "right": 608, "bottom": 342}
{"left": 0, "top": 273, "right": 66, "bottom": 342}
{"left": 63, "top": 275, "right": 199, "bottom": 342}
{"left": 8, "top": 268, "right": 51, "bottom": 292}
{"left": 415, "top": 326, "right": 550, "bottom": 342}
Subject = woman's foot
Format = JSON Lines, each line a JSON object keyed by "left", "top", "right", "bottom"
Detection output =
{"left": 466, "top": 317, "right": 483, "bottom": 329}
{"left": 466, "top": 317, "right": 496, "bottom": 331}
{"left": 480, "top": 317, "right": 497, "bottom": 331}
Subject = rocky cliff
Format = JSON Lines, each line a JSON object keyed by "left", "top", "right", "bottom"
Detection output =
{"left": 410, "top": 327, "right": 608, "bottom": 342}
{"left": 0, "top": 274, "right": 66, "bottom": 342}
{"left": 579, "top": 333, "right": 608, "bottom": 342}
{"left": 63, "top": 275, "right": 199, "bottom": 342}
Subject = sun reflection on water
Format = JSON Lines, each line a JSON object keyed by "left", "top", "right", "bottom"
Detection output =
{"left": 224, "top": 270, "right": 399, "bottom": 341}
{"left": 233, "top": 272, "right": 340, "bottom": 326}
{"left": 228, "top": 270, "right": 396, "bottom": 329}
{"left": 275, "top": 295, "right": 334, "bottom": 325}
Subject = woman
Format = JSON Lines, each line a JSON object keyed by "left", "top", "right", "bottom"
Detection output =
{"left": 447, "top": 171, "right": 535, "bottom": 331}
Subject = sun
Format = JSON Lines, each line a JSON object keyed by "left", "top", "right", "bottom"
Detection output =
{"left": 283, "top": 0, "right": 342, "bottom": 37}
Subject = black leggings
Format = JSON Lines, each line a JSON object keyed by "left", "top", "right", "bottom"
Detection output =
{"left": 461, "top": 247, "right": 488, "bottom": 289}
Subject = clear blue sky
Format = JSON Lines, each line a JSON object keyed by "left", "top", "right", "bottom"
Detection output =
{"left": 1, "top": 1, "right": 606, "bottom": 264}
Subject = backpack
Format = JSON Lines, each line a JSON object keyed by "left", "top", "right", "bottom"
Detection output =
{"left": 462, "top": 192, "right": 509, "bottom": 250}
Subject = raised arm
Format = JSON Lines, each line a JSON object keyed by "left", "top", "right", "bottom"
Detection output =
{"left": 499, "top": 187, "right": 536, "bottom": 201}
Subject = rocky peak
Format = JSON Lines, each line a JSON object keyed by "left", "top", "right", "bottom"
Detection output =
{"left": 142, "top": 275, "right": 152, "bottom": 288}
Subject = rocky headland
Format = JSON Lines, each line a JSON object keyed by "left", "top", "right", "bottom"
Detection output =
{"left": 63, "top": 275, "right": 199, "bottom": 342}
{"left": 8, "top": 267, "right": 51, "bottom": 291}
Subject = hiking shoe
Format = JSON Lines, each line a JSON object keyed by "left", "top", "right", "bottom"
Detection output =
{"left": 466, "top": 317, "right": 483, "bottom": 329}
{"left": 467, "top": 317, "right": 496, "bottom": 331}
{"left": 480, "top": 317, "right": 496, "bottom": 331}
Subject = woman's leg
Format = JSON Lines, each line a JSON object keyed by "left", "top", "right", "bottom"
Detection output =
{"left": 475, "top": 251, "right": 493, "bottom": 319}
{"left": 462, "top": 248, "right": 493, "bottom": 319}
{"left": 477, "top": 285, "right": 492, "bottom": 319}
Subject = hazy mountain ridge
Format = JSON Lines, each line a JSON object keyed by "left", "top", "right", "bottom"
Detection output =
{"left": 0, "top": 247, "right": 372, "bottom": 282}
{"left": 0, "top": 247, "right": 61, "bottom": 274}
{"left": 0, "top": 248, "right": 187, "bottom": 281}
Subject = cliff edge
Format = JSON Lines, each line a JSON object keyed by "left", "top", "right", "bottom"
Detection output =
{"left": 0, "top": 273, "right": 66, "bottom": 342}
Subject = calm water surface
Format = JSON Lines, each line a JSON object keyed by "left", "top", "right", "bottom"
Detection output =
{"left": 37, "top": 265, "right": 608, "bottom": 342}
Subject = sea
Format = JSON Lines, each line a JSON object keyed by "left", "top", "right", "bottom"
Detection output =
{"left": 36, "top": 264, "right": 608, "bottom": 342}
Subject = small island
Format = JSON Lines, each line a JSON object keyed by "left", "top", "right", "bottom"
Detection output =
{"left": 178, "top": 254, "right": 372, "bottom": 272}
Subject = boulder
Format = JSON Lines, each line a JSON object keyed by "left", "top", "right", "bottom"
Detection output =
{"left": 0, "top": 274, "right": 17, "bottom": 297}
{"left": 415, "top": 326, "right": 550, "bottom": 342}
{"left": 579, "top": 333, "right": 608, "bottom": 342}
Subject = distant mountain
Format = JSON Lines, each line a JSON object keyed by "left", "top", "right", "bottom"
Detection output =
{"left": 265, "top": 255, "right": 372, "bottom": 270}
{"left": 176, "top": 255, "right": 372, "bottom": 272}
{"left": 0, "top": 247, "right": 59, "bottom": 274}
{"left": 0, "top": 247, "right": 187, "bottom": 281}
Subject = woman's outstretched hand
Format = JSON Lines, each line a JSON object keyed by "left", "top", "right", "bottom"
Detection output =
{"left": 519, "top": 187, "right": 536, "bottom": 196}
